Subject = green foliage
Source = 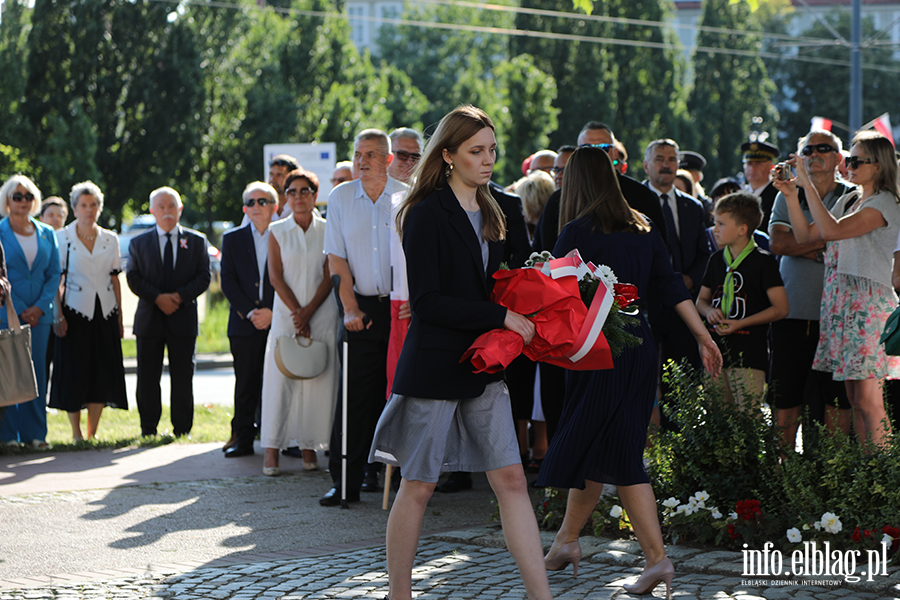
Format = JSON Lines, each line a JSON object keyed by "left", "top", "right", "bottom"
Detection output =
{"left": 649, "top": 361, "right": 900, "bottom": 556}
{"left": 686, "top": 0, "right": 779, "bottom": 180}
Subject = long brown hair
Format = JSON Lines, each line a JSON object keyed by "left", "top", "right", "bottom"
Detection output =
{"left": 395, "top": 105, "right": 506, "bottom": 241}
{"left": 852, "top": 131, "right": 900, "bottom": 201}
{"left": 559, "top": 146, "right": 651, "bottom": 235}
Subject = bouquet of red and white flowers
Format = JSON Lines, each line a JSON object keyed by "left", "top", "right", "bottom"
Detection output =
{"left": 460, "top": 249, "right": 642, "bottom": 374}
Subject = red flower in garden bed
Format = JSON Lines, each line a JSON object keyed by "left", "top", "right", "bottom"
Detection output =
{"left": 735, "top": 499, "right": 762, "bottom": 521}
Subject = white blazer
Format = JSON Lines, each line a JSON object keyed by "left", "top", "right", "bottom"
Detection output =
{"left": 57, "top": 224, "right": 121, "bottom": 320}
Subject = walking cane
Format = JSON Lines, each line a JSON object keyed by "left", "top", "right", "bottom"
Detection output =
{"left": 331, "top": 274, "right": 351, "bottom": 509}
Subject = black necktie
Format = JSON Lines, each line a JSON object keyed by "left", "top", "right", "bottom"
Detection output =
{"left": 660, "top": 194, "right": 683, "bottom": 272}
{"left": 163, "top": 232, "right": 174, "bottom": 290}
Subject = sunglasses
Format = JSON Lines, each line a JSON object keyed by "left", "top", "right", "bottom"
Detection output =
{"left": 800, "top": 144, "right": 838, "bottom": 156}
{"left": 285, "top": 187, "right": 316, "bottom": 197}
{"left": 550, "top": 166, "right": 565, "bottom": 175}
{"left": 845, "top": 156, "right": 878, "bottom": 170}
{"left": 245, "top": 197, "right": 274, "bottom": 207}
{"left": 394, "top": 150, "right": 421, "bottom": 163}
{"left": 11, "top": 192, "right": 34, "bottom": 203}
{"left": 270, "top": 159, "right": 296, "bottom": 169}
{"left": 579, "top": 144, "right": 620, "bottom": 166}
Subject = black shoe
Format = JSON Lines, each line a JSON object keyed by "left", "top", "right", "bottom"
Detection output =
{"left": 436, "top": 472, "right": 472, "bottom": 493}
{"left": 360, "top": 470, "right": 381, "bottom": 493}
{"left": 319, "top": 487, "right": 360, "bottom": 506}
{"left": 224, "top": 445, "right": 254, "bottom": 458}
{"left": 281, "top": 446, "right": 304, "bottom": 459}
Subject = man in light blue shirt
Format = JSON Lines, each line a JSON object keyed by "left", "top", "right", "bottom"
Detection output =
{"left": 320, "top": 129, "right": 408, "bottom": 505}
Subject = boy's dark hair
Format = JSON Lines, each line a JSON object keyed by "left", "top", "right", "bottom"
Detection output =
{"left": 714, "top": 191, "right": 763, "bottom": 232}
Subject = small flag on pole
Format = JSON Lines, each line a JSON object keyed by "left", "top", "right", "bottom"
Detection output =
{"left": 872, "top": 113, "right": 894, "bottom": 147}
{"left": 810, "top": 116, "right": 833, "bottom": 132}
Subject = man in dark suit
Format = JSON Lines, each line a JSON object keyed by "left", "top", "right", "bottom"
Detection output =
{"left": 642, "top": 139, "right": 711, "bottom": 429}
{"left": 126, "top": 187, "right": 210, "bottom": 437}
{"left": 219, "top": 182, "right": 277, "bottom": 457}
{"left": 741, "top": 140, "right": 780, "bottom": 230}
{"left": 532, "top": 121, "right": 667, "bottom": 254}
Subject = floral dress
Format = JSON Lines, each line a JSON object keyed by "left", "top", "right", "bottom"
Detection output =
{"left": 813, "top": 205, "right": 900, "bottom": 381}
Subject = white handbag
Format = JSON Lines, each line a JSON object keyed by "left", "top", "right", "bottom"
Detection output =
{"left": 274, "top": 334, "right": 328, "bottom": 380}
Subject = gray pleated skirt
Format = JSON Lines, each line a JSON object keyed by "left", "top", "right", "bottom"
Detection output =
{"left": 368, "top": 381, "right": 521, "bottom": 483}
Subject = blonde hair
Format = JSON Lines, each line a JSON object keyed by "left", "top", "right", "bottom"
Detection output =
{"left": 0, "top": 175, "right": 42, "bottom": 217}
{"left": 851, "top": 131, "right": 900, "bottom": 200}
{"left": 518, "top": 170, "right": 555, "bottom": 224}
{"left": 395, "top": 105, "right": 506, "bottom": 241}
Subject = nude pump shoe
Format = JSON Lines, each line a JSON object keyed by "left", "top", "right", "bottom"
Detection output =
{"left": 543, "top": 540, "right": 582, "bottom": 578}
{"left": 622, "top": 557, "right": 674, "bottom": 599}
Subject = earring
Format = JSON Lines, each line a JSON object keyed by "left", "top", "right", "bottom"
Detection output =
{"left": 445, "top": 163, "right": 454, "bottom": 178}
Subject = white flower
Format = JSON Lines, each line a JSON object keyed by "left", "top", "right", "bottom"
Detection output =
{"left": 694, "top": 491, "right": 710, "bottom": 503}
{"left": 662, "top": 497, "right": 679, "bottom": 509}
{"left": 813, "top": 521, "right": 823, "bottom": 531}
{"left": 609, "top": 505, "right": 623, "bottom": 519}
{"left": 676, "top": 504, "right": 689, "bottom": 514}
{"left": 802, "top": 524, "right": 810, "bottom": 531}
{"left": 883, "top": 534, "right": 893, "bottom": 545}
{"left": 786, "top": 528, "right": 802, "bottom": 543}
{"left": 710, "top": 508, "right": 723, "bottom": 520}
{"left": 525, "top": 251, "right": 554, "bottom": 268}
{"left": 729, "top": 511, "right": 739, "bottom": 521}
{"left": 594, "top": 264, "right": 618, "bottom": 289}
{"left": 820, "top": 512, "right": 842, "bottom": 534}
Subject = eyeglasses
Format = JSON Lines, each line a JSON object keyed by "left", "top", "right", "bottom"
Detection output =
{"left": 245, "top": 197, "right": 274, "bottom": 207}
{"left": 11, "top": 192, "right": 34, "bottom": 203}
{"left": 550, "top": 166, "right": 565, "bottom": 175}
{"left": 800, "top": 144, "right": 838, "bottom": 156}
{"left": 394, "top": 150, "right": 421, "bottom": 163}
{"left": 845, "top": 156, "right": 878, "bottom": 170}
{"left": 270, "top": 159, "right": 296, "bottom": 169}
{"left": 285, "top": 187, "right": 316, "bottom": 197}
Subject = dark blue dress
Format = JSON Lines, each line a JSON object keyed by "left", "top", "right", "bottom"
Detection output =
{"left": 535, "top": 217, "right": 690, "bottom": 488}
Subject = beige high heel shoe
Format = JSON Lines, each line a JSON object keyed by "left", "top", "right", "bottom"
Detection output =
{"left": 543, "top": 540, "right": 582, "bottom": 578}
{"left": 622, "top": 557, "right": 674, "bottom": 599}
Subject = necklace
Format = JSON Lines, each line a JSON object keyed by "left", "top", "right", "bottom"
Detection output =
{"left": 77, "top": 226, "right": 98, "bottom": 241}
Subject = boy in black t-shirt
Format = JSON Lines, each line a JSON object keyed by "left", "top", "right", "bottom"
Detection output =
{"left": 697, "top": 192, "right": 789, "bottom": 409}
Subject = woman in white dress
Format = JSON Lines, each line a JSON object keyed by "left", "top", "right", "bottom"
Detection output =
{"left": 260, "top": 169, "right": 339, "bottom": 476}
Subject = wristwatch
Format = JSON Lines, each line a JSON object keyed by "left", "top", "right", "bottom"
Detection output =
{"left": 815, "top": 250, "right": 825, "bottom": 263}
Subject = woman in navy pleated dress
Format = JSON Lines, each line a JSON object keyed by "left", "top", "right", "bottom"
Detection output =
{"left": 536, "top": 147, "right": 721, "bottom": 598}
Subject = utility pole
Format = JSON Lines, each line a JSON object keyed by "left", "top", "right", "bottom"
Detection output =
{"left": 849, "top": 0, "right": 862, "bottom": 137}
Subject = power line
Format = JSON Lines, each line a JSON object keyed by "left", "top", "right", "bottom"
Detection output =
{"left": 147, "top": 0, "right": 900, "bottom": 74}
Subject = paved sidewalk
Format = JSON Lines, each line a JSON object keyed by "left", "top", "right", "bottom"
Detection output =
{"left": 2, "top": 443, "right": 899, "bottom": 599}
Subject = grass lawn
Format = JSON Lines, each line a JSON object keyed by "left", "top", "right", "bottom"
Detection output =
{"left": 121, "top": 290, "right": 230, "bottom": 358}
{"left": 0, "top": 403, "right": 233, "bottom": 455}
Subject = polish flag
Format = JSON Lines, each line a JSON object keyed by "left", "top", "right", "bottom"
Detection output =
{"left": 387, "top": 191, "right": 410, "bottom": 398}
{"left": 872, "top": 113, "right": 894, "bottom": 147}
{"left": 810, "top": 116, "right": 833, "bottom": 132}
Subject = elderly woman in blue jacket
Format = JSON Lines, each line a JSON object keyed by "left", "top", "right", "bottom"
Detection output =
{"left": 0, "top": 175, "right": 61, "bottom": 449}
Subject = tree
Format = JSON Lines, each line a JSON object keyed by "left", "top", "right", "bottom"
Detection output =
{"left": 769, "top": 10, "right": 900, "bottom": 150}
{"left": 686, "top": 0, "right": 779, "bottom": 181}
{"left": 0, "top": 0, "right": 33, "bottom": 180}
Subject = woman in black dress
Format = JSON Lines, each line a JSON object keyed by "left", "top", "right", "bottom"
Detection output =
{"left": 49, "top": 181, "right": 127, "bottom": 440}
{"left": 369, "top": 105, "right": 553, "bottom": 600}
{"left": 536, "top": 147, "right": 721, "bottom": 598}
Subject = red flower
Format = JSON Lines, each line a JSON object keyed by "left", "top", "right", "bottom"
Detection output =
{"left": 735, "top": 499, "right": 762, "bottom": 521}
{"left": 613, "top": 283, "right": 639, "bottom": 309}
{"left": 852, "top": 526, "right": 861, "bottom": 543}
{"left": 728, "top": 523, "right": 739, "bottom": 539}
{"left": 882, "top": 525, "right": 900, "bottom": 551}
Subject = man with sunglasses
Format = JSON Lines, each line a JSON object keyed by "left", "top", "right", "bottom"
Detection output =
{"left": 219, "top": 182, "right": 279, "bottom": 457}
{"left": 532, "top": 122, "right": 667, "bottom": 254}
{"left": 741, "top": 140, "right": 780, "bottom": 230}
{"left": 388, "top": 128, "right": 423, "bottom": 184}
{"left": 767, "top": 130, "right": 852, "bottom": 450}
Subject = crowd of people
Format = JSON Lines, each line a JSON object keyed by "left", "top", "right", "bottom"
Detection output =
{"left": 2, "top": 105, "right": 899, "bottom": 599}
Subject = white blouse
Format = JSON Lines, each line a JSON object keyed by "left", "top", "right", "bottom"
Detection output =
{"left": 57, "top": 224, "right": 121, "bottom": 320}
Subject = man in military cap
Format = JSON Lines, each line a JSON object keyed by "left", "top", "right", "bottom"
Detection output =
{"left": 741, "top": 140, "right": 780, "bottom": 230}
{"left": 679, "top": 150, "right": 713, "bottom": 225}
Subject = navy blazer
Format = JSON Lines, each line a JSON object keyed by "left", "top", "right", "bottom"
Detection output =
{"left": 126, "top": 225, "right": 211, "bottom": 338}
{"left": 0, "top": 217, "right": 60, "bottom": 328}
{"left": 220, "top": 224, "right": 275, "bottom": 337}
{"left": 391, "top": 186, "right": 508, "bottom": 400}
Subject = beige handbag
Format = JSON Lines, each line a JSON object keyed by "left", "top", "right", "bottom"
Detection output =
{"left": 0, "top": 296, "right": 39, "bottom": 406}
{"left": 274, "top": 334, "right": 328, "bottom": 380}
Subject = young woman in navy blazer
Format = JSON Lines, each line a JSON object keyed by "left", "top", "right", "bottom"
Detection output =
{"left": 369, "top": 106, "right": 553, "bottom": 600}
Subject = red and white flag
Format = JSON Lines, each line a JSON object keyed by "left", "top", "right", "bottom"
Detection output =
{"left": 872, "top": 113, "right": 894, "bottom": 147}
{"left": 810, "top": 116, "right": 833, "bottom": 132}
